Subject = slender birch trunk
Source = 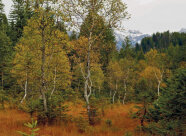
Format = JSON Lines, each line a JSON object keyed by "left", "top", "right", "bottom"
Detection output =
{"left": 82, "top": 31, "right": 93, "bottom": 124}
{"left": 112, "top": 91, "right": 116, "bottom": 104}
{"left": 112, "top": 81, "right": 117, "bottom": 104}
{"left": 21, "top": 73, "right": 28, "bottom": 103}
{"left": 155, "top": 71, "right": 163, "bottom": 97}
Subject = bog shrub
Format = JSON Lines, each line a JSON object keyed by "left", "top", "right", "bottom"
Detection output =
{"left": 17, "top": 119, "right": 39, "bottom": 136}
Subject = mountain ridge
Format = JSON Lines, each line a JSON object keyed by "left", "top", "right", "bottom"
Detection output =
{"left": 115, "top": 28, "right": 186, "bottom": 49}
{"left": 114, "top": 29, "right": 150, "bottom": 49}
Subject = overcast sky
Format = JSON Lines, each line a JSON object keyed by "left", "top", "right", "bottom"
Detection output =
{"left": 2, "top": 0, "right": 186, "bottom": 34}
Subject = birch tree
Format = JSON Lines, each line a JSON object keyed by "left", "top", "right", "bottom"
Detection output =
{"left": 145, "top": 49, "right": 168, "bottom": 97}
{"left": 12, "top": 7, "right": 71, "bottom": 114}
{"left": 60, "top": 0, "right": 129, "bottom": 124}
{"left": 119, "top": 58, "right": 134, "bottom": 104}
{"left": 107, "top": 61, "right": 122, "bottom": 104}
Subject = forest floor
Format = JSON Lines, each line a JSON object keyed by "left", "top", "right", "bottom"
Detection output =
{"left": 0, "top": 103, "right": 145, "bottom": 136}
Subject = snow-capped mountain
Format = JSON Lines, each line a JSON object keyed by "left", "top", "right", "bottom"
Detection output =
{"left": 179, "top": 28, "right": 186, "bottom": 33}
{"left": 114, "top": 29, "right": 150, "bottom": 49}
{"left": 114, "top": 28, "right": 186, "bottom": 49}
{"left": 67, "top": 28, "right": 185, "bottom": 49}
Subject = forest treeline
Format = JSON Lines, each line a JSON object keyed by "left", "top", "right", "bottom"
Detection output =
{"left": 0, "top": 0, "right": 185, "bottom": 136}
{"left": 136, "top": 31, "right": 186, "bottom": 53}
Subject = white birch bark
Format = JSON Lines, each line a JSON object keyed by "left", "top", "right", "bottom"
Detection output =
{"left": 21, "top": 73, "right": 28, "bottom": 103}
{"left": 112, "top": 81, "right": 117, "bottom": 104}
{"left": 154, "top": 70, "right": 164, "bottom": 97}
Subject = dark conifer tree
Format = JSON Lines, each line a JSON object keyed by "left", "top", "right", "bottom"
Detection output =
{"left": 0, "top": 0, "right": 13, "bottom": 91}
{"left": 9, "top": 0, "right": 32, "bottom": 45}
{"left": 147, "top": 68, "right": 186, "bottom": 136}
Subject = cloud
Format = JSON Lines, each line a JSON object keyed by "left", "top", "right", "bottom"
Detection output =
{"left": 138, "top": 0, "right": 155, "bottom": 5}
{"left": 2, "top": 0, "right": 13, "bottom": 16}
{"left": 123, "top": 0, "right": 186, "bottom": 34}
{"left": 3, "top": 0, "right": 186, "bottom": 34}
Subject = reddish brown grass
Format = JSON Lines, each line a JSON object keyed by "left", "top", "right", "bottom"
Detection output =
{"left": 0, "top": 103, "right": 142, "bottom": 136}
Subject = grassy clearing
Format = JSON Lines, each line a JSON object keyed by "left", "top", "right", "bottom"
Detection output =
{"left": 0, "top": 103, "right": 143, "bottom": 136}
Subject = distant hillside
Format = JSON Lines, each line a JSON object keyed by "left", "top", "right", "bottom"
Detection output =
{"left": 135, "top": 30, "right": 186, "bottom": 52}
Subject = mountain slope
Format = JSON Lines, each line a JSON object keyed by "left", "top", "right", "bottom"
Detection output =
{"left": 179, "top": 28, "right": 186, "bottom": 33}
{"left": 114, "top": 29, "right": 150, "bottom": 49}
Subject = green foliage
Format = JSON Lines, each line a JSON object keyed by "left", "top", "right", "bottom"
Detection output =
{"left": 47, "top": 94, "right": 68, "bottom": 124}
{"left": 25, "top": 98, "right": 40, "bottom": 117}
{"left": 134, "top": 78, "right": 155, "bottom": 103}
{"left": 0, "top": 89, "right": 8, "bottom": 109}
{"left": 0, "top": 0, "right": 185, "bottom": 132}
{"left": 0, "top": 31, "right": 12, "bottom": 65}
{"left": 124, "top": 131, "right": 133, "bottom": 136}
{"left": 9, "top": 0, "right": 33, "bottom": 45}
{"left": 146, "top": 68, "right": 186, "bottom": 136}
{"left": 17, "top": 119, "right": 39, "bottom": 136}
{"left": 0, "top": 0, "right": 4, "bottom": 13}
{"left": 88, "top": 97, "right": 102, "bottom": 125}
{"left": 105, "top": 119, "right": 112, "bottom": 127}
{"left": 0, "top": 0, "right": 9, "bottom": 33}
{"left": 12, "top": 7, "right": 72, "bottom": 122}
{"left": 0, "top": 13, "right": 9, "bottom": 33}
{"left": 80, "top": 11, "right": 116, "bottom": 70}
{"left": 18, "top": 92, "right": 68, "bottom": 125}
{"left": 33, "top": 94, "right": 68, "bottom": 125}
{"left": 0, "top": 31, "right": 13, "bottom": 93}
{"left": 133, "top": 78, "right": 156, "bottom": 130}
{"left": 137, "top": 31, "right": 186, "bottom": 53}
{"left": 74, "top": 116, "right": 89, "bottom": 133}
{"left": 119, "top": 37, "right": 135, "bottom": 59}
{"left": 166, "top": 44, "right": 186, "bottom": 69}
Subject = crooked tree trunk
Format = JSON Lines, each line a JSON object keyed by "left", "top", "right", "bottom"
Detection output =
{"left": 84, "top": 71, "right": 92, "bottom": 124}
{"left": 83, "top": 31, "right": 93, "bottom": 125}
{"left": 84, "top": 79, "right": 91, "bottom": 124}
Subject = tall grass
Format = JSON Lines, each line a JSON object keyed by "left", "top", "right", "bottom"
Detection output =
{"left": 0, "top": 103, "right": 142, "bottom": 136}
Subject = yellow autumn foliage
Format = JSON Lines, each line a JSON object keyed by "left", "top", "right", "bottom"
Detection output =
{"left": 12, "top": 8, "right": 72, "bottom": 93}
